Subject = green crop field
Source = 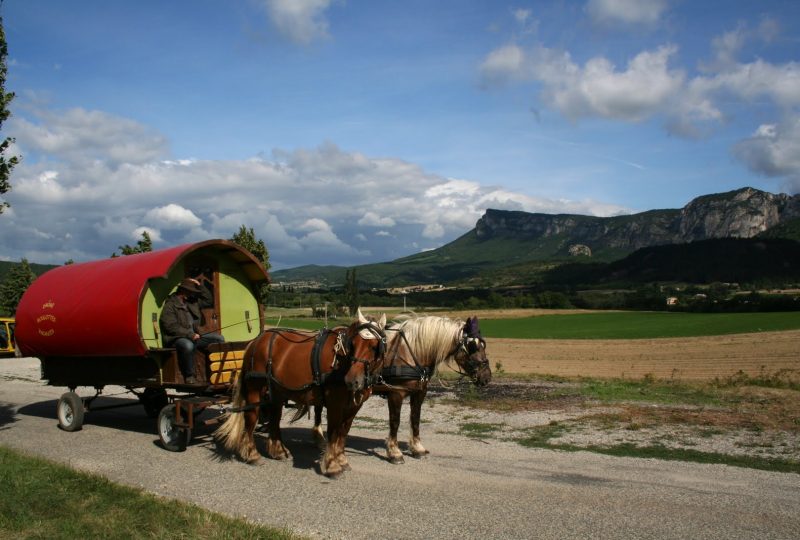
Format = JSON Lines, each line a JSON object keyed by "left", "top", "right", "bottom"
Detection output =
{"left": 266, "top": 311, "right": 800, "bottom": 340}
{"left": 477, "top": 311, "right": 800, "bottom": 339}
{"left": 263, "top": 317, "right": 334, "bottom": 331}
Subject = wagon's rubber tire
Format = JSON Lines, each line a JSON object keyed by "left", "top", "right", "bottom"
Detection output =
{"left": 158, "top": 404, "right": 191, "bottom": 452}
{"left": 140, "top": 388, "right": 169, "bottom": 418}
{"left": 57, "top": 392, "right": 85, "bottom": 432}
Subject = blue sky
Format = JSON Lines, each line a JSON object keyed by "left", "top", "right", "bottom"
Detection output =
{"left": 2, "top": 0, "right": 799, "bottom": 269}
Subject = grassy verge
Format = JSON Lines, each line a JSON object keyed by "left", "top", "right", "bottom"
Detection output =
{"left": 515, "top": 429, "right": 800, "bottom": 474}
{"left": 445, "top": 373, "right": 800, "bottom": 473}
{"left": 0, "top": 446, "right": 301, "bottom": 540}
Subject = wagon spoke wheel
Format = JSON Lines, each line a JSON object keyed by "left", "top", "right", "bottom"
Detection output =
{"left": 158, "top": 403, "right": 191, "bottom": 452}
{"left": 57, "top": 391, "right": 85, "bottom": 432}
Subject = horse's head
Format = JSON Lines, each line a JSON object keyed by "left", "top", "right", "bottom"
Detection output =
{"left": 453, "top": 316, "right": 491, "bottom": 386}
{"left": 338, "top": 309, "right": 387, "bottom": 392}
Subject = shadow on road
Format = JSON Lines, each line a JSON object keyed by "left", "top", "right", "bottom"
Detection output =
{"left": 200, "top": 424, "right": 388, "bottom": 474}
{"left": 18, "top": 396, "right": 158, "bottom": 435}
{"left": 0, "top": 402, "right": 19, "bottom": 430}
{"left": 16, "top": 397, "right": 388, "bottom": 474}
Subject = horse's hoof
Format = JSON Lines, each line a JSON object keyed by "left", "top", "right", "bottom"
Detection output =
{"left": 411, "top": 450, "right": 430, "bottom": 459}
{"left": 325, "top": 470, "right": 343, "bottom": 480}
{"left": 341, "top": 462, "right": 352, "bottom": 471}
{"left": 388, "top": 455, "right": 405, "bottom": 465}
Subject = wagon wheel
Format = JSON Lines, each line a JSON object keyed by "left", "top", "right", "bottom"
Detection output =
{"left": 157, "top": 403, "right": 191, "bottom": 452}
{"left": 57, "top": 392, "right": 85, "bottom": 432}
{"left": 140, "top": 388, "right": 169, "bottom": 418}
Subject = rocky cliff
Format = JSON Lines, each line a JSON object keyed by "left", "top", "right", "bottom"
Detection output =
{"left": 474, "top": 187, "right": 800, "bottom": 257}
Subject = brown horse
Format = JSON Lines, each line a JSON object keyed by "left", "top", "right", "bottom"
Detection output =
{"left": 215, "top": 310, "right": 386, "bottom": 478}
{"left": 313, "top": 314, "right": 491, "bottom": 464}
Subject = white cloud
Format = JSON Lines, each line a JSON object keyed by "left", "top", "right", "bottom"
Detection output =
{"left": 261, "top": 0, "right": 331, "bottom": 44}
{"left": 692, "top": 60, "right": 800, "bottom": 108}
{"left": 513, "top": 8, "right": 532, "bottom": 25}
{"left": 734, "top": 118, "right": 800, "bottom": 192}
{"left": 479, "top": 45, "right": 525, "bottom": 86}
{"left": 358, "top": 212, "right": 396, "bottom": 227}
{"left": 1, "top": 106, "right": 634, "bottom": 267}
{"left": 11, "top": 107, "right": 168, "bottom": 166}
{"left": 586, "top": 0, "right": 668, "bottom": 26}
{"left": 482, "top": 43, "right": 684, "bottom": 122}
{"left": 480, "top": 20, "right": 800, "bottom": 146}
{"left": 144, "top": 204, "right": 202, "bottom": 229}
{"left": 133, "top": 226, "right": 162, "bottom": 243}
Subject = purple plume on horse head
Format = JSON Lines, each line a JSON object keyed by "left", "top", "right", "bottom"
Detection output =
{"left": 465, "top": 316, "right": 480, "bottom": 337}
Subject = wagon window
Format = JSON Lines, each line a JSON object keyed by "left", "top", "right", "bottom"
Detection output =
{"left": 0, "top": 325, "right": 7, "bottom": 349}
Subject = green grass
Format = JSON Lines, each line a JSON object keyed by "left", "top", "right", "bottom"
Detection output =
{"left": 458, "top": 422, "right": 505, "bottom": 438}
{"left": 578, "top": 377, "right": 725, "bottom": 406}
{"left": 515, "top": 434, "right": 800, "bottom": 474}
{"left": 478, "top": 311, "right": 800, "bottom": 339}
{"left": 0, "top": 446, "right": 300, "bottom": 539}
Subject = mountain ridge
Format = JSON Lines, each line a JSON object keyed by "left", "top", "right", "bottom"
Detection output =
{"left": 269, "top": 186, "right": 800, "bottom": 287}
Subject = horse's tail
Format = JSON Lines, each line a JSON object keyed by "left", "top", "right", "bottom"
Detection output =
{"left": 214, "top": 368, "right": 247, "bottom": 454}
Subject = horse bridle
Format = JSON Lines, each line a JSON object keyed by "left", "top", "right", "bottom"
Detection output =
{"left": 336, "top": 321, "right": 387, "bottom": 383}
{"left": 451, "top": 331, "right": 489, "bottom": 379}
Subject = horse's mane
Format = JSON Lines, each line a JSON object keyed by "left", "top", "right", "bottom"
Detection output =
{"left": 386, "top": 314, "right": 464, "bottom": 367}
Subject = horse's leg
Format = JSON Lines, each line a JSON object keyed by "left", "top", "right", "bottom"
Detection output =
{"left": 265, "top": 402, "right": 292, "bottom": 460}
{"left": 335, "top": 398, "right": 365, "bottom": 472}
{"left": 409, "top": 387, "right": 430, "bottom": 458}
{"left": 242, "top": 384, "right": 263, "bottom": 463}
{"left": 311, "top": 404, "right": 325, "bottom": 449}
{"left": 386, "top": 390, "right": 405, "bottom": 464}
{"left": 322, "top": 397, "right": 345, "bottom": 478}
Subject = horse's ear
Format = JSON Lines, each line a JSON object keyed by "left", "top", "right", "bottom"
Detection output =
{"left": 379, "top": 313, "right": 387, "bottom": 328}
{"left": 357, "top": 308, "right": 367, "bottom": 324}
{"left": 465, "top": 316, "right": 479, "bottom": 336}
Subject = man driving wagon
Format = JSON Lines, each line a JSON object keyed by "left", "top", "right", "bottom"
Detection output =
{"left": 159, "top": 277, "right": 224, "bottom": 384}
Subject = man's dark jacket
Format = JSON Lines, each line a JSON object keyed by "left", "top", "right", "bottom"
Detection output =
{"left": 160, "top": 293, "right": 203, "bottom": 346}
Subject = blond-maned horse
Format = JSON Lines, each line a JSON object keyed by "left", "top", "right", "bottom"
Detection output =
{"left": 313, "top": 314, "right": 490, "bottom": 464}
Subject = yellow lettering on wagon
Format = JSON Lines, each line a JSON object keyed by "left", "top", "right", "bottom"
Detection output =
{"left": 42, "top": 300, "right": 55, "bottom": 309}
{"left": 36, "top": 308, "right": 57, "bottom": 338}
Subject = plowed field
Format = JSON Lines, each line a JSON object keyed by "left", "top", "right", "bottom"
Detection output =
{"left": 489, "top": 330, "right": 800, "bottom": 381}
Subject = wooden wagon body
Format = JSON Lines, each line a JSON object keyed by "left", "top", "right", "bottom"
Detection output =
{"left": 15, "top": 239, "right": 269, "bottom": 448}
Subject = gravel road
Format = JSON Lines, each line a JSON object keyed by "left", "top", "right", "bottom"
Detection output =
{"left": 1, "top": 357, "right": 799, "bottom": 540}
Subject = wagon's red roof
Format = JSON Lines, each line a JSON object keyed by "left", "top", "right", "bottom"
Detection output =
{"left": 15, "top": 239, "right": 268, "bottom": 358}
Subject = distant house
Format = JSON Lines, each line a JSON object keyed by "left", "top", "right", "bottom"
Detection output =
{"left": 666, "top": 297, "right": 679, "bottom": 306}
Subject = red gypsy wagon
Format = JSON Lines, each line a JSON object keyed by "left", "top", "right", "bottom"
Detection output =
{"left": 15, "top": 239, "right": 269, "bottom": 450}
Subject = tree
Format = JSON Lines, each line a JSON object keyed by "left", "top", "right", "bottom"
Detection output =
{"left": 343, "top": 268, "right": 359, "bottom": 317}
{"left": 230, "top": 225, "right": 271, "bottom": 271}
{"left": 114, "top": 231, "right": 153, "bottom": 257}
{"left": 0, "top": 258, "right": 36, "bottom": 315}
{"left": 230, "top": 225, "right": 271, "bottom": 304}
{"left": 0, "top": 11, "right": 19, "bottom": 214}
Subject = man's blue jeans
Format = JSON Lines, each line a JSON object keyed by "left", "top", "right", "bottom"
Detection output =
{"left": 173, "top": 333, "right": 224, "bottom": 379}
